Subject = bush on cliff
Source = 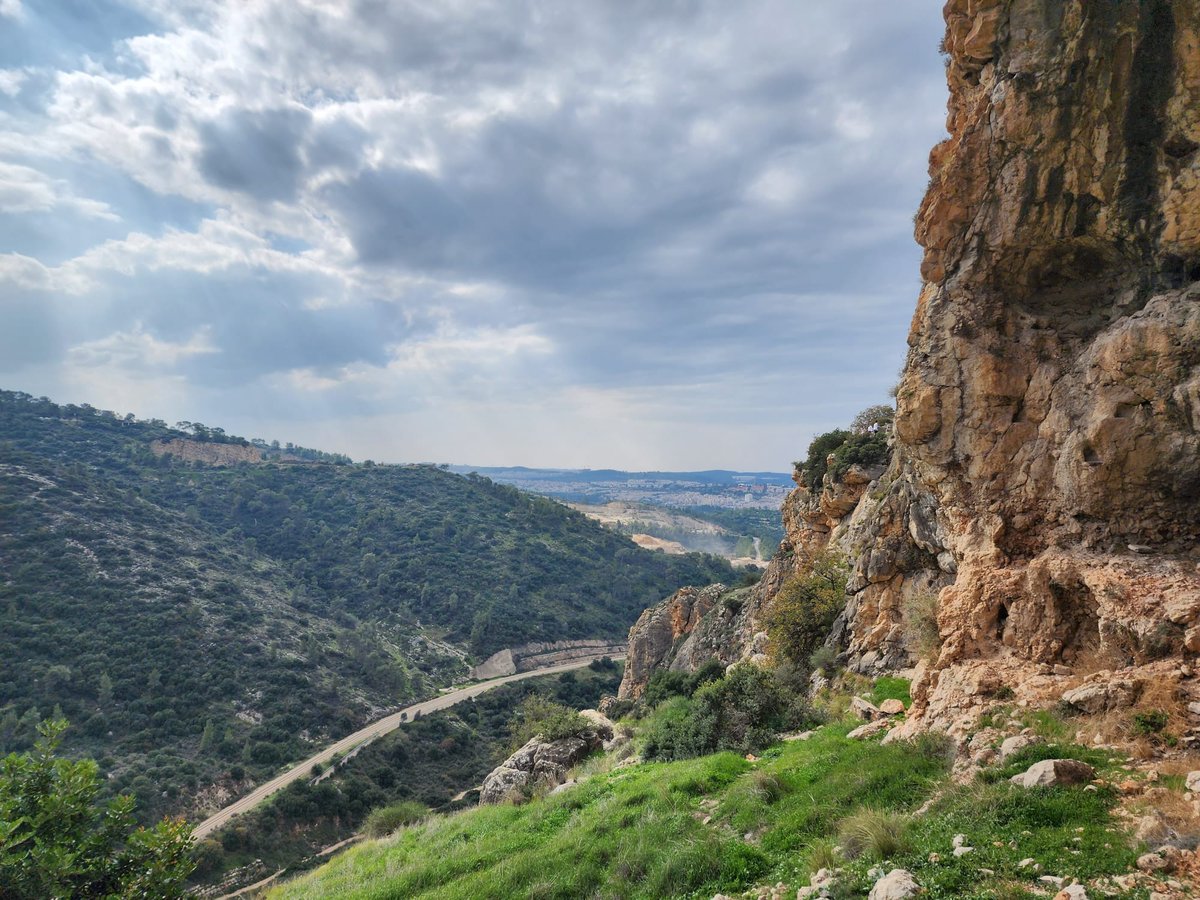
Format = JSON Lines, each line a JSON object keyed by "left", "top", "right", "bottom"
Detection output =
{"left": 508, "top": 696, "right": 589, "bottom": 749}
{"left": 642, "top": 658, "right": 725, "bottom": 708}
{"left": 795, "top": 429, "right": 851, "bottom": 492}
{"left": 766, "top": 552, "right": 849, "bottom": 667}
{"left": 827, "top": 431, "right": 889, "bottom": 480}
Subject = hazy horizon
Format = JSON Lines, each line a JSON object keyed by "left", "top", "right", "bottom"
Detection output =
{"left": 0, "top": 1, "right": 945, "bottom": 470}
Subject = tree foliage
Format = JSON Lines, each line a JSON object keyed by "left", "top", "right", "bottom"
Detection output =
{"left": 508, "top": 696, "right": 589, "bottom": 749}
{"left": 642, "top": 664, "right": 791, "bottom": 761}
{"left": 0, "top": 720, "right": 195, "bottom": 899}
{"left": 796, "top": 429, "right": 851, "bottom": 492}
{"left": 766, "top": 552, "right": 850, "bottom": 666}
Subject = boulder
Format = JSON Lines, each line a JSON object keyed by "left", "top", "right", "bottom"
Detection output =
{"left": 1186, "top": 770, "right": 1200, "bottom": 793}
{"left": 578, "top": 709, "right": 614, "bottom": 741}
{"left": 1010, "top": 759, "right": 1095, "bottom": 789}
{"left": 868, "top": 869, "right": 920, "bottom": 900}
{"left": 1060, "top": 680, "right": 1140, "bottom": 715}
{"left": 847, "top": 719, "right": 892, "bottom": 740}
{"left": 879, "top": 699, "right": 906, "bottom": 716}
{"left": 479, "top": 730, "right": 601, "bottom": 804}
{"left": 852, "top": 697, "right": 884, "bottom": 720}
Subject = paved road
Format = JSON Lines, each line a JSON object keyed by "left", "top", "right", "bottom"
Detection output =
{"left": 193, "top": 655, "right": 624, "bottom": 839}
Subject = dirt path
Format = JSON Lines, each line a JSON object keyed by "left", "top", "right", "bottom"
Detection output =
{"left": 193, "top": 655, "right": 623, "bottom": 839}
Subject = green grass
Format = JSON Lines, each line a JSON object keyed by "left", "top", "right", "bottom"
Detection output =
{"left": 270, "top": 726, "right": 1143, "bottom": 900}
{"left": 869, "top": 676, "right": 912, "bottom": 707}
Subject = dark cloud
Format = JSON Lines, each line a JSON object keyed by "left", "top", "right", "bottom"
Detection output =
{"left": 198, "top": 107, "right": 313, "bottom": 201}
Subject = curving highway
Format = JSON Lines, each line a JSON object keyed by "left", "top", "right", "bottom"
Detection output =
{"left": 193, "top": 654, "right": 623, "bottom": 839}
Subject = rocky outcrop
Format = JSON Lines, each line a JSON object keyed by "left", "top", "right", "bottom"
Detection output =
{"left": 617, "top": 585, "right": 723, "bottom": 699}
{"left": 478, "top": 714, "right": 611, "bottom": 804}
{"left": 150, "top": 438, "right": 265, "bottom": 466}
{"left": 469, "top": 639, "right": 625, "bottom": 680}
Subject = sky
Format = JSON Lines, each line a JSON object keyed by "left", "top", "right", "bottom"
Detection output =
{"left": 0, "top": 0, "right": 947, "bottom": 471}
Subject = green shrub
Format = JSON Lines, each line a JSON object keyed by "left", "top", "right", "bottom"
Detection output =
{"left": 1131, "top": 710, "right": 1169, "bottom": 737}
{"left": 901, "top": 590, "right": 941, "bottom": 661}
{"left": 509, "top": 696, "right": 588, "bottom": 748}
{"left": 808, "top": 645, "right": 839, "bottom": 676}
{"left": 362, "top": 801, "right": 426, "bottom": 838}
{"left": 838, "top": 808, "right": 911, "bottom": 860}
{"left": 828, "top": 432, "right": 890, "bottom": 481}
{"left": 0, "top": 720, "right": 195, "bottom": 899}
{"left": 797, "top": 430, "right": 851, "bottom": 492}
{"left": 766, "top": 552, "right": 849, "bottom": 666}
{"left": 643, "top": 665, "right": 788, "bottom": 761}
{"left": 642, "top": 658, "right": 725, "bottom": 708}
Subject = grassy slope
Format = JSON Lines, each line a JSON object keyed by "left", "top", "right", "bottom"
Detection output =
{"left": 270, "top": 719, "right": 1144, "bottom": 900}
{"left": 196, "top": 665, "right": 623, "bottom": 887}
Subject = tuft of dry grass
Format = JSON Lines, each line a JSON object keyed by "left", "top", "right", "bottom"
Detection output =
{"left": 838, "top": 808, "right": 911, "bottom": 861}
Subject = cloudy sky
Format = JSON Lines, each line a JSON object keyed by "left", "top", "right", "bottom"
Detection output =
{"left": 0, "top": 0, "right": 946, "bottom": 470}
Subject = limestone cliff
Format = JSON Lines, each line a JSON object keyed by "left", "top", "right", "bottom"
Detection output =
{"left": 883, "top": 0, "right": 1200, "bottom": 734}
{"left": 621, "top": 0, "right": 1200, "bottom": 737}
{"left": 150, "top": 438, "right": 266, "bottom": 466}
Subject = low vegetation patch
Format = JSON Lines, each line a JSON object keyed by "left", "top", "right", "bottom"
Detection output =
{"left": 362, "top": 800, "right": 426, "bottom": 838}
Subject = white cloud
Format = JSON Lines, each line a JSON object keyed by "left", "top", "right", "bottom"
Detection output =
{"left": 67, "top": 324, "right": 218, "bottom": 369}
{"left": 0, "top": 68, "right": 26, "bottom": 95}
{"left": 0, "top": 162, "right": 118, "bottom": 220}
{"left": 0, "top": 0, "right": 22, "bottom": 20}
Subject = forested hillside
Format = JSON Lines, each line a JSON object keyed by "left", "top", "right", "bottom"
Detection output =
{"left": 0, "top": 390, "right": 731, "bottom": 822}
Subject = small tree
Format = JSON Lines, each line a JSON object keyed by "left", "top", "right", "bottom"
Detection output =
{"left": 850, "top": 403, "right": 895, "bottom": 434}
{"left": 767, "top": 551, "right": 849, "bottom": 666}
{"left": 508, "top": 696, "right": 587, "bottom": 749}
{"left": 796, "top": 430, "right": 851, "bottom": 492}
{"left": 0, "top": 720, "right": 195, "bottom": 898}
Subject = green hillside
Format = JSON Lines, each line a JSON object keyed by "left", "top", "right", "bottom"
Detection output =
{"left": 0, "top": 390, "right": 732, "bottom": 823}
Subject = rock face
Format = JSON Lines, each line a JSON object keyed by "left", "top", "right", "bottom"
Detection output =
{"left": 469, "top": 639, "right": 625, "bottom": 680}
{"left": 149, "top": 438, "right": 265, "bottom": 466}
{"left": 882, "top": 0, "right": 1200, "bottom": 731}
{"left": 617, "top": 584, "right": 724, "bottom": 699}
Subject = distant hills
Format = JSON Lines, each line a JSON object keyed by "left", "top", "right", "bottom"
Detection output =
{"left": 445, "top": 465, "right": 792, "bottom": 509}
{"left": 0, "top": 390, "right": 733, "bottom": 823}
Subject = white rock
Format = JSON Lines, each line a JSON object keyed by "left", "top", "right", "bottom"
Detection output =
{"left": 1053, "top": 885, "right": 1088, "bottom": 900}
{"left": 1010, "top": 759, "right": 1095, "bottom": 788}
{"left": 867, "top": 868, "right": 920, "bottom": 900}
{"left": 998, "top": 734, "right": 1036, "bottom": 761}
{"left": 847, "top": 719, "right": 891, "bottom": 740}
{"left": 1039, "top": 875, "right": 1065, "bottom": 887}
{"left": 952, "top": 846, "right": 974, "bottom": 857}
{"left": 1185, "top": 770, "right": 1200, "bottom": 793}
{"left": 1136, "top": 852, "right": 1168, "bottom": 872}
{"left": 952, "top": 833, "right": 967, "bottom": 848}
{"left": 1017, "top": 858, "right": 1036, "bottom": 868}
